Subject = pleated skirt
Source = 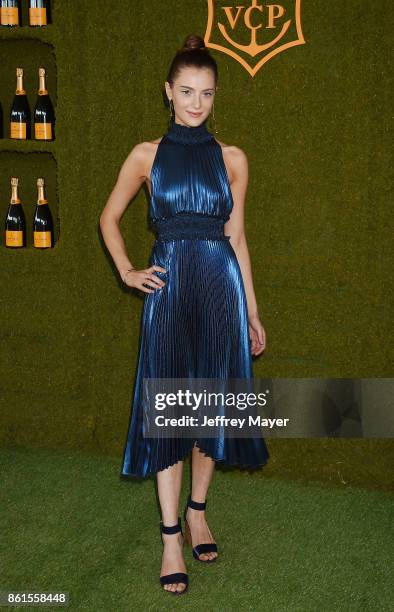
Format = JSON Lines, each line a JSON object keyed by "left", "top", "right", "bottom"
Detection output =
{"left": 120, "top": 237, "right": 270, "bottom": 478}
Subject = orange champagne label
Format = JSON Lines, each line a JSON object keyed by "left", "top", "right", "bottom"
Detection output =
{"left": 35, "top": 123, "right": 52, "bottom": 140}
{"left": 10, "top": 122, "right": 26, "bottom": 139}
{"left": 34, "top": 231, "right": 52, "bottom": 248}
{"left": 29, "top": 8, "right": 47, "bottom": 26}
{"left": 1, "top": 7, "right": 19, "bottom": 25}
{"left": 6, "top": 230, "right": 23, "bottom": 247}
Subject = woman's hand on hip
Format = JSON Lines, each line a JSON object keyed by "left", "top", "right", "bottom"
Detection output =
{"left": 123, "top": 265, "right": 167, "bottom": 293}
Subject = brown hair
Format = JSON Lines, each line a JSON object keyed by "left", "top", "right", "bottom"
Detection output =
{"left": 166, "top": 34, "right": 218, "bottom": 87}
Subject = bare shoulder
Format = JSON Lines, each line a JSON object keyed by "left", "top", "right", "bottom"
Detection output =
{"left": 214, "top": 139, "right": 248, "bottom": 183}
{"left": 122, "top": 137, "right": 163, "bottom": 182}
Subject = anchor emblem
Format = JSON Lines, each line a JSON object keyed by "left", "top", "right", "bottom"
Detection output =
{"left": 204, "top": 0, "right": 306, "bottom": 77}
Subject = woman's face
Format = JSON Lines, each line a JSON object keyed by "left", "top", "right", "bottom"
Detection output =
{"left": 166, "top": 67, "right": 216, "bottom": 127}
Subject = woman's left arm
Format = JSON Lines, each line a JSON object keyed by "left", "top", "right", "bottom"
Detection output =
{"left": 223, "top": 145, "right": 266, "bottom": 356}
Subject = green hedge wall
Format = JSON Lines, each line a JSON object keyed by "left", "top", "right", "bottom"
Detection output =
{"left": 0, "top": 1, "right": 392, "bottom": 465}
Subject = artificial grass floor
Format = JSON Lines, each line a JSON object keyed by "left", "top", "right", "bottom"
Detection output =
{"left": 1, "top": 446, "right": 393, "bottom": 612}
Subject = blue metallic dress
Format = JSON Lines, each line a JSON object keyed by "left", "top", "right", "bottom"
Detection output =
{"left": 120, "top": 119, "right": 269, "bottom": 478}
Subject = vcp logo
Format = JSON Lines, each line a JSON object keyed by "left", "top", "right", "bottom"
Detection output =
{"left": 205, "top": 0, "right": 306, "bottom": 77}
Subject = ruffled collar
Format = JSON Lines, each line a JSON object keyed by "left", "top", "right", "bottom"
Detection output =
{"left": 166, "top": 119, "right": 214, "bottom": 144}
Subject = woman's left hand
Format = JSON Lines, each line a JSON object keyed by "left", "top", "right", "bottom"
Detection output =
{"left": 248, "top": 313, "right": 266, "bottom": 356}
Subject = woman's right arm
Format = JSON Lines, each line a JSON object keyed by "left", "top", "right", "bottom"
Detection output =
{"left": 99, "top": 144, "right": 166, "bottom": 292}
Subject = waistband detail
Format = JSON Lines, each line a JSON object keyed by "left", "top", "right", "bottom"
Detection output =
{"left": 152, "top": 214, "right": 230, "bottom": 241}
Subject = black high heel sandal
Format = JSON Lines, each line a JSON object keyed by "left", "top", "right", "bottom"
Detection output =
{"left": 183, "top": 494, "right": 218, "bottom": 563}
{"left": 159, "top": 517, "right": 189, "bottom": 595}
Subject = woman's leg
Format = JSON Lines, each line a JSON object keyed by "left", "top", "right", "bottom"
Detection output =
{"left": 186, "top": 443, "right": 218, "bottom": 561}
{"left": 157, "top": 459, "right": 187, "bottom": 593}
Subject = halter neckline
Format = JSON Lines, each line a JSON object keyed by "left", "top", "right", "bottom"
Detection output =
{"left": 166, "top": 119, "right": 214, "bottom": 144}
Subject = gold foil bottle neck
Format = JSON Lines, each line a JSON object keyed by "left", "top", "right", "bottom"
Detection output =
{"left": 38, "top": 67, "right": 48, "bottom": 95}
{"left": 37, "top": 178, "right": 48, "bottom": 204}
{"left": 10, "top": 177, "right": 21, "bottom": 204}
{"left": 16, "top": 67, "right": 26, "bottom": 95}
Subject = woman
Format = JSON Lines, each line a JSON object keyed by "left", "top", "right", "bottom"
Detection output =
{"left": 99, "top": 34, "right": 270, "bottom": 595}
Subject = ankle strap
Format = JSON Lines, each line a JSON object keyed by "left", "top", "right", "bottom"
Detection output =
{"left": 187, "top": 494, "right": 206, "bottom": 511}
{"left": 160, "top": 516, "right": 182, "bottom": 534}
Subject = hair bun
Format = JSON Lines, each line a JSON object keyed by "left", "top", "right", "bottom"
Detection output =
{"left": 181, "top": 34, "right": 207, "bottom": 53}
{"left": 167, "top": 33, "right": 218, "bottom": 87}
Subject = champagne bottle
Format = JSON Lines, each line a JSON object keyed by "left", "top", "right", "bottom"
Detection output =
{"left": 0, "top": 0, "right": 21, "bottom": 26}
{"left": 33, "top": 178, "right": 53, "bottom": 248}
{"left": 5, "top": 177, "right": 26, "bottom": 248}
{"left": 29, "top": 0, "right": 48, "bottom": 27}
{"left": 10, "top": 68, "right": 31, "bottom": 140}
{"left": 34, "top": 67, "right": 55, "bottom": 140}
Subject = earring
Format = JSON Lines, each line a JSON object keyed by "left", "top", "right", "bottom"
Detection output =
{"left": 168, "top": 99, "right": 174, "bottom": 126}
{"left": 209, "top": 102, "right": 218, "bottom": 134}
